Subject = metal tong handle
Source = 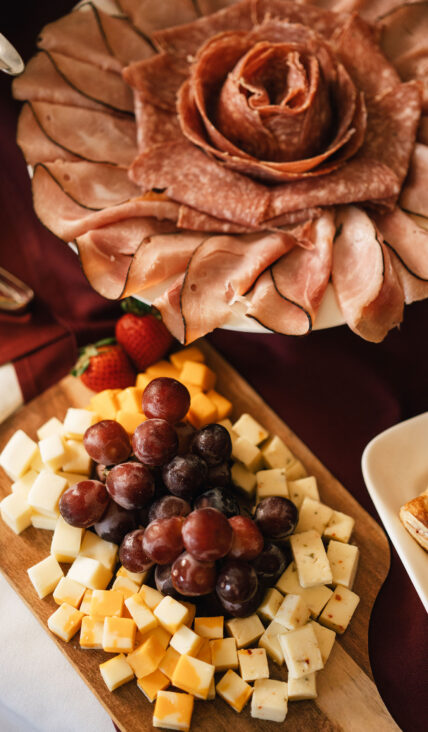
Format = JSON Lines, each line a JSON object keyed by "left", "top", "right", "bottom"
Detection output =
{"left": 0, "top": 33, "right": 24, "bottom": 75}
{"left": 0, "top": 267, "right": 34, "bottom": 312}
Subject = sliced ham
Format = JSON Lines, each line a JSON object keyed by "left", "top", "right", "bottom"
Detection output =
{"left": 92, "top": 7, "right": 155, "bottom": 65}
{"left": 39, "top": 160, "right": 141, "bottom": 208}
{"left": 177, "top": 206, "right": 258, "bottom": 233}
{"left": 332, "top": 206, "right": 404, "bottom": 342}
{"left": 246, "top": 211, "right": 335, "bottom": 334}
{"left": 117, "top": 0, "right": 198, "bottom": 35}
{"left": 389, "top": 250, "right": 428, "bottom": 305}
{"left": 372, "top": 207, "right": 428, "bottom": 282}
{"left": 123, "top": 54, "right": 189, "bottom": 112}
{"left": 400, "top": 143, "right": 428, "bottom": 217}
{"left": 17, "top": 103, "right": 79, "bottom": 165}
{"left": 154, "top": 276, "right": 186, "bottom": 343}
{"left": 180, "top": 230, "right": 295, "bottom": 343}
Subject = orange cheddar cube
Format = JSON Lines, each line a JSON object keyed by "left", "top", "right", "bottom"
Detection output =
{"left": 47, "top": 603, "right": 84, "bottom": 642}
{"left": 138, "top": 625, "right": 172, "bottom": 650}
{"left": 153, "top": 691, "right": 194, "bottom": 731}
{"left": 216, "top": 669, "right": 253, "bottom": 713}
{"left": 89, "top": 589, "right": 123, "bottom": 619}
{"left": 172, "top": 654, "right": 215, "bottom": 700}
{"left": 125, "top": 593, "right": 158, "bottom": 633}
{"left": 194, "top": 616, "right": 224, "bottom": 639}
{"left": 79, "top": 589, "right": 93, "bottom": 614}
{"left": 103, "top": 616, "right": 136, "bottom": 654}
{"left": 187, "top": 392, "right": 218, "bottom": 430}
{"left": 196, "top": 638, "right": 212, "bottom": 665}
{"left": 170, "top": 346, "right": 205, "bottom": 370}
{"left": 158, "top": 646, "right": 181, "bottom": 680}
{"left": 136, "top": 373, "right": 153, "bottom": 390}
{"left": 116, "top": 410, "right": 146, "bottom": 435}
{"left": 99, "top": 654, "right": 134, "bottom": 692}
{"left": 146, "top": 361, "right": 181, "bottom": 380}
{"left": 127, "top": 635, "right": 166, "bottom": 679}
{"left": 116, "top": 387, "right": 143, "bottom": 413}
{"left": 80, "top": 616, "right": 104, "bottom": 649}
{"left": 205, "top": 390, "right": 232, "bottom": 420}
{"left": 88, "top": 390, "right": 120, "bottom": 420}
{"left": 137, "top": 668, "right": 170, "bottom": 703}
{"left": 179, "top": 361, "right": 216, "bottom": 391}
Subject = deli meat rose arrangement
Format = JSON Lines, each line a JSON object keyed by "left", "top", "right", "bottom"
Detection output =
{"left": 12, "top": 0, "right": 428, "bottom": 343}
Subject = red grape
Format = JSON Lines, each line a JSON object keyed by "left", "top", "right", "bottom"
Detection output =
{"left": 216, "top": 559, "right": 258, "bottom": 604}
{"left": 155, "top": 563, "right": 182, "bottom": 598}
{"left": 218, "top": 586, "right": 263, "bottom": 617}
{"left": 59, "top": 480, "right": 109, "bottom": 528}
{"left": 253, "top": 543, "right": 289, "bottom": 586}
{"left": 182, "top": 507, "right": 233, "bottom": 561}
{"left": 94, "top": 501, "right": 138, "bottom": 544}
{"left": 83, "top": 420, "right": 131, "bottom": 465}
{"left": 119, "top": 529, "right": 154, "bottom": 572}
{"left": 143, "top": 378, "right": 190, "bottom": 423}
{"left": 191, "top": 424, "right": 232, "bottom": 466}
{"left": 254, "top": 496, "right": 298, "bottom": 540}
{"left": 193, "top": 488, "right": 240, "bottom": 517}
{"left": 175, "top": 421, "right": 196, "bottom": 455}
{"left": 162, "top": 454, "right": 208, "bottom": 499}
{"left": 228, "top": 516, "right": 264, "bottom": 560}
{"left": 106, "top": 462, "right": 155, "bottom": 510}
{"left": 132, "top": 419, "right": 178, "bottom": 467}
{"left": 171, "top": 551, "right": 216, "bottom": 596}
{"left": 148, "top": 495, "right": 191, "bottom": 522}
{"left": 142, "top": 517, "right": 185, "bottom": 564}
{"left": 207, "top": 462, "right": 231, "bottom": 487}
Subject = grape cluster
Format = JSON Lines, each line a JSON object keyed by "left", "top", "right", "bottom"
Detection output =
{"left": 59, "top": 377, "right": 299, "bottom": 616}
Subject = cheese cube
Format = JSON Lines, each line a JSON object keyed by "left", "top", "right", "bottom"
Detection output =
{"left": 11, "top": 469, "right": 38, "bottom": 497}
{"left": 231, "top": 461, "right": 257, "bottom": 497}
{"left": 327, "top": 541, "right": 359, "bottom": 589}
{"left": 51, "top": 515, "right": 84, "bottom": 562}
{"left": 318, "top": 585, "right": 360, "bottom": 634}
{"left": 138, "top": 668, "right": 170, "bottom": 702}
{"left": 30, "top": 449, "right": 44, "bottom": 473}
{"left": 256, "top": 468, "right": 288, "bottom": 502}
{"left": 194, "top": 616, "right": 223, "bottom": 639}
{"left": 309, "top": 621, "right": 336, "bottom": 665}
{"left": 125, "top": 593, "right": 158, "bottom": 633}
{"left": 103, "top": 616, "right": 137, "bottom": 654}
{"left": 181, "top": 602, "right": 196, "bottom": 628}
{"left": 56, "top": 471, "right": 91, "bottom": 488}
{"left": 258, "top": 621, "right": 285, "bottom": 665}
{"left": 205, "top": 390, "right": 232, "bottom": 420}
{"left": 290, "top": 530, "right": 333, "bottom": 588}
{"left": 275, "top": 562, "right": 333, "bottom": 617}
{"left": 158, "top": 646, "right": 181, "bottom": 680}
{"left": 136, "top": 372, "right": 152, "bottom": 390}
{"left": 31, "top": 512, "right": 58, "bottom": 531}
{"left": 112, "top": 575, "right": 141, "bottom": 600}
{"left": 79, "top": 589, "right": 93, "bottom": 614}
{"left": 63, "top": 408, "right": 97, "bottom": 440}
{"left": 0, "top": 491, "right": 32, "bottom": 534}
{"left": 79, "top": 531, "right": 118, "bottom": 572}
{"left": 216, "top": 669, "right": 253, "bottom": 713}
{"left": 287, "top": 673, "right": 317, "bottom": 700}
{"left": 39, "top": 434, "right": 66, "bottom": 472}
{"left": 138, "top": 626, "right": 171, "bottom": 650}
{"left": 53, "top": 577, "right": 86, "bottom": 608}
{"left": 261, "top": 435, "right": 294, "bottom": 470}
{"left": 238, "top": 648, "right": 269, "bottom": 681}
{"left": 67, "top": 556, "right": 112, "bottom": 590}
{"left": 232, "top": 436, "right": 263, "bottom": 472}
{"left": 323, "top": 509, "right": 355, "bottom": 543}
{"left": 89, "top": 589, "right": 123, "bottom": 619}
{"left": 170, "top": 625, "right": 202, "bottom": 657}
{"left": 288, "top": 476, "right": 319, "bottom": 509}
{"left": 99, "top": 654, "right": 134, "bottom": 692}
{"left": 37, "top": 417, "right": 64, "bottom": 441}
{"left": 47, "top": 603, "right": 84, "bottom": 642}
{"left": 27, "top": 555, "right": 64, "bottom": 599}
{"left": 226, "top": 614, "right": 264, "bottom": 649}
{"left": 27, "top": 470, "right": 67, "bottom": 518}
{"left": 251, "top": 679, "right": 288, "bottom": 722}
{"left": 180, "top": 361, "right": 216, "bottom": 391}
{"left": 278, "top": 623, "right": 323, "bottom": 679}
{"left": 285, "top": 459, "right": 308, "bottom": 481}
{"left": 295, "top": 497, "right": 334, "bottom": 535}
{"left": 153, "top": 691, "right": 194, "bottom": 731}
{"left": 187, "top": 392, "right": 217, "bottom": 429}
{"left": 0, "top": 429, "right": 38, "bottom": 480}
{"left": 127, "top": 635, "right": 165, "bottom": 677}
{"left": 154, "top": 596, "right": 189, "bottom": 634}
{"left": 275, "top": 594, "right": 310, "bottom": 630}
{"left": 207, "top": 678, "right": 216, "bottom": 701}
{"left": 62, "top": 440, "right": 92, "bottom": 475}
{"left": 88, "top": 389, "right": 119, "bottom": 420}
{"left": 209, "top": 637, "right": 238, "bottom": 671}
{"left": 172, "top": 654, "right": 215, "bottom": 700}
{"left": 232, "top": 414, "right": 269, "bottom": 446}
{"left": 146, "top": 361, "right": 181, "bottom": 380}
{"left": 116, "top": 410, "right": 146, "bottom": 434}
{"left": 170, "top": 346, "right": 205, "bottom": 369}
{"left": 116, "top": 387, "right": 144, "bottom": 413}
{"left": 196, "top": 638, "right": 212, "bottom": 664}
{"left": 80, "top": 616, "right": 104, "bottom": 649}
{"left": 118, "top": 566, "right": 147, "bottom": 587}
{"left": 257, "top": 588, "right": 283, "bottom": 623}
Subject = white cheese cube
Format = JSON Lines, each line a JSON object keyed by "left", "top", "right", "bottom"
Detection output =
{"left": 232, "top": 414, "right": 269, "bottom": 446}
{"left": 226, "top": 613, "right": 264, "bottom": 648}
{"left": 194, "top": 616, "right": 223, "bottom": 639}
{"left": 125, "top": 593, "right": 158, "bottom": 633}
{"left": 238, "top": 647, "right": 269, "bottom": 681}
{"left": 118, "top": 566, "right": 148, "bottom": 587}
{"left": 11, "top": 469, "right": 38, "bottom": 497}
{"left": 309, "top": 621, "right": 336, "bottom": 665}
{"left": 216, "top": 669, "right": 253, "bottom": 713}
{"left": 153, "top": 690, "right": 194, "bottom": 731}
{"left": 31, "top": 512, "right": 57, "bottom": 531}
{"left": 170, "top": 625, "right": 202, "bottom": 657}
{"left": 261, "top": 435, "right": 295, "bottom": 469}
{"left": 67, "top": 555, "right": 112, "bottom": 590}
{"left": 327, "top": 541, "right": 359, "bottom": 589}
{"left": 290, "top": 530, "right": 333, "bottom": 588}
{"left": 79, "top": 589, "right": 93, "bottom": 615}
{"left": 56, "top": 470, "right": 91, "bottom": 488}
{"left": 47, "top": 602, "right": 84, "bottom": 642}
{"left": 0, "top": 429, "right": 38, "bottom": 481}
{"left": 39, "top": 434, "right": 66, "bottom": 472}
{"left": 251, "top": 678, "right": 288, "bottom": 723}
{"left": 172, "top": 654, "right": 215, "bottom": 700}
{"left": 278, "top": 623, "right": 323, "bottom": 679}
{"left": 231, "top": 461, "right": 256, "bottom": 497}
{"left": 275, "top": 562, "right": 333, "bottom": 617}
{"left": 257, "top": 587, "right": 283, "bottom": 623}
{"left": 27, "top": 470, "right": 67, "bottom": 518}
{"left": 285, "top": 458, "right": 307, "bottom": 481}
{"left": 256, "top": 467, "right": 288, "bottom": 503}
{"left": 63, "top": 408, "right": 97, "bottom": 440}
{"left": 137, "top": 583, "right": 163, "bottom": 609}
{"left": 288, "top": 476, "right": 319, "bottom": 509}
{"left": 0, "top": 491, "right": 32, "bottom": 534}
{"left": 275, "top": 594, "right": 310, "bottom": 630}
{"left": 37, "top": 417, "right": 64, "bottom": 441}
{"left": 232, "top": 436, "right": 263, "bottom": 472}
{"left": 258, "top": 621, "right": 286, "bottom": 665}
{"left": 51, "top": 516, "right": 84, "bottom": 562}
{"left": 62, "top": 439, "right": 92, "bottom": 475}
{"left": 295, "top": 497, "right": 333, "bottom": 535}
{"left": 209, "top": 637, "right": 238, "bottom": 671}
{"left": 79, "top": 531, "right": 118, "bottom": 572}
{"left": 112, "top": 575, "right": 141, "bottom": 600}
{"left": 30, "top": 449, "right": 44, "bottom": 473}
{"left": 80, "top": 616, "right": 104, "bottom": 649}
{"left": 53, "top": 576, "right": 86, "bottom": 608}
{"left": 323, "top": 509, "right": 355, "bottom": 543}
{"left": 319, "top": 585, "right": 360, "bottom": 634}
{"left": 27, "top": 555, "right": 64, "bottom": 599}
{"left": 287, "top": 672, "right": 317, "bottom": 700}
{"left": 154, "top": 596, "right": 189, "bottom": 634}
{"left": 99, "top": 654, "right": 134, "bottom": 691}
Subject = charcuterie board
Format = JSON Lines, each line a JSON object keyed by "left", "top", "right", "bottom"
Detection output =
{"left": 0, "top": 341, "right": 398, "bottom": 731}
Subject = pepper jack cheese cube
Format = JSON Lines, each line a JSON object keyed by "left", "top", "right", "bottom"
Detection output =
{"left": 103, "top": 616, "right": 136, "bottom": 654}
{"left": 257, "top": 587, "right": 283, "bottom": 623}
{"left": 48, "top": 603, "right": 84, "bottom": 641}
{"left": 31, "top": 512, "right": 58, "bottom": 531}
{"left": 226, "top": 613, "right": 264, "bottom": 648}
{"left": 290, "top": 530, "right": 333, "bottom": 588}
{"left": 172, "top": 654, "right": 215, "bottom": 700}
{"left": 205, "top": 390, "right": 232, "bottom": 420}
{"left": 287, "top": 673, "right": 317, "bottom": 701}
{"left": 309, "top": 621, "right": 336, "bottom": 665}
{"left": 256, "top": 468, "right": 288, "bottom": 502}
{"left": 258, "top": 621, "right": 285, "bottom": 666}
{"left": 51, "top": 515, "right": 84, "bottom": 563}
{"left": 194, "top": 616, "right": 223, "bottom": 639}
{"left": 288, "top": 476, "right": 320, "bottom": 509}
{"left": 53, "top": 576, "right": 86, "bottom": 608}
{"left": 154, "top": 596, "right": 189, "bottom": 634}
{"left": 326, "top": 540, "right": 359, "bottom": 589}
{"left": 125, "top": 593, "right": 158, "bottom": 633}
{"left": 170, "top": 624, "right": 202, "bottom": 657}
{"left": 38, "top": 434, "right": 67, "bottom": 472}
{"left": 318, "top": 585, "right": 360, "bottom": 634}
{"left": 261, "top": 435, "right": 295, "bottom": 470}
{"left": 11, "top": 469, "right": 38, "bottom": 497}
{"left": 153, "top": 690, "right": 194, "bottom": 731}
{"left": 275, "top": 562, "right": 333, "bottom": 617}
{"left": 295, "top": 497, "right": 334, "bottom": 535}
{"left": 278, "top": 623, "right": 324, "bottom": 679}
{"left": 238, "top": 648, "right": 269, "bottom": 681}
{"left": 180, "top": 361, "right": 216, "bottom": 391}
{"left": 67, "top": 556, "right": 112, "bottom": 590}
{"left": 80, "top": 616, "right": 104, "bottom": 649}
{"left": 231, "top": 461, "right": 257, "bottom": 498}
{"left": 285, "top": 458, "right": 308, "bottom": 481}
{"left": 27, "top": 470, "right": 67, "bottom": 518}
{"left": 275, "top": 594, "right": 311, "bottom": 630}
{"left": 0, "top": 491, "right": 32, "bottom": 534}
{"left": 90, "top": 589, "right": 124, "bottom": 619}
{"left": 158, "top": 646, "right": 181, "bottom": 680}
{"left": 232, "top": 414, "right": 269, "bottom": 446}
{"left": 251, "top": 678, "right": 288, "bottom": 723}
{"left": 79, "top": 531, "right": 118, "bottom": 572}
{"left": 27, "top": 555, "right": 64, "bottom": 599}
{"left": 127, "top": 635, "right": 165, "bottom": 678}
{"left": 0, "top": 429, "right": 38, "bottom": 481}
{"left": 138, "top": 668, "right": 170, "bottom": 702}
{"left": 62, "top": 439, "right": 92, "bottom": 475}
{"left": 216, "top": 669, "right": 253, "bottom": 713}
{"left": 99, "top": 654, "right": 134, "bottom": 692}
{"left": 232, "top": 436, "right": 263, "bottom": 472}
{"left": 170, "top": 346, "right": 205, "bottom": 369}
{"left": 209, "top": 637, "right": 238, "bottom": 671}
{"left": 323, "top": 509, "right": 355, "bottom": 543}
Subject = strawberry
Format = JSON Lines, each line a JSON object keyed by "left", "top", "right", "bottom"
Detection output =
{"left": 115, "top": 298, "right": 174, "bottom": 371}
{"left": 72, "top": 338, "right": 135, "bottom": 392}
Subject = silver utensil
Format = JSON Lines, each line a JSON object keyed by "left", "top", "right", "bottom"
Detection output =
{"left": 0, "top": 33, "right": 24, "bottom": 75}
{"left": 0, "top": 267, "right": 34, "bottom": 311}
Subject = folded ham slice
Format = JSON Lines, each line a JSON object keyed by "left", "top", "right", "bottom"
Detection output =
{"left": 17, "top": 103, "right": 79, "bottom": 165}
{"left": 372, "top": 207, "right": 428, "bottom": 283}
{"left": 39, "top": 160, "right": 141, "bottom": 208}
{"left": 154, "top": 276, "right": 186, "bottom": 344}
{"left": 400, "top": 144, "right": 428, "bottom": 218}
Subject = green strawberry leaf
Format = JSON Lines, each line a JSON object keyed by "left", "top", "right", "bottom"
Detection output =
{"left": 71, "top": 338, "right": 116, "bottom": 377}
{"left": 120, "top": 297, "right": 153, "bottom": 316}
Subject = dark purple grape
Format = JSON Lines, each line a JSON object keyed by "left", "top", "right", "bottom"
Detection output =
{"left": 143, "top": 378, "right": 190, "bottom": 423}
{"left": 162, "top": 454, "right": 208, "bottom": 500}
{"left": 175, "top": 421, "right": 196, "bottom": 455}
{"left": 219, "top": 585, "right": 263, "bottom": 618}
{"left": 155, "top": 563, "right": 182, "bottom": 598}
{"left": 83, "top": 420, "right": 131, "bottom": 465}
{"left": 194, "top": 488, "right": 240, "bottom": 517}
{"left": 216, "top": 559, "right": 258, "bottom": 604}
{"left": 253, "top": 543, "right": 289, "bottom": 586}
{"left": 228, "top": 516, "right": 264, "bottom": 560}
{"left": 191, "top": 424, "right": 232, "bottom": 466}
{"left": 171, "top": 551, "right": 216, "bottom": 596}
{"left": 207, "top": 462, "right": 231, "bottom": 488}
{"left": 148, "top": 495, "right": 191, "bottom": 522}
{"left": 119, "top": 529, "right": 154, "bottom": 572}
{"left": 142, "top": 517, "right": 185, "bottom": 564}
{"left": 254, "top": 496, "right": 298, "bottom": 540}
{"left": 59, "top": 480, "right": 109, "bottom": 528}
{"left": 106, "top": 462, "right": 155, "bottom": 510}
{"left": 94, "top": 501, "right": 138, "bottom": 544}
{"left": 132, "top": 419, "right": 178, "bottom": 467}
{"left": 182, "top": 507, "right": 233, "bottom": 561}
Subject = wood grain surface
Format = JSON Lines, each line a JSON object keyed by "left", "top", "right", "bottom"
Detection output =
{"left": 0, "top": 341, "right": 399, "bottom": 731}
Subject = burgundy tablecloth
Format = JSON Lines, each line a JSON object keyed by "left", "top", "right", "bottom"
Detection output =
{"left": 1, "top": 4, "right": 427, "bottom": 731}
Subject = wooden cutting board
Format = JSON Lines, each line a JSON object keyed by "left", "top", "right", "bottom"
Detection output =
{"left": 0, "top": 341, "right": 398, "bottom": 731}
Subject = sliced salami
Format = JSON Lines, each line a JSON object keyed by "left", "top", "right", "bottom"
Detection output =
{"left": 123, "top": 54, "right": 189, "bottom": 112}
{"left": 134, "top": 93, "right": 182, "bottom": 152}
{"left": 117, "top": 0, "right": 198, "bottom": 35}
{"left": 177, "top": 206, "right": 258, "bottom": 233}
{"left": 400, "top": 144, "right": 428, "bottom": 218}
